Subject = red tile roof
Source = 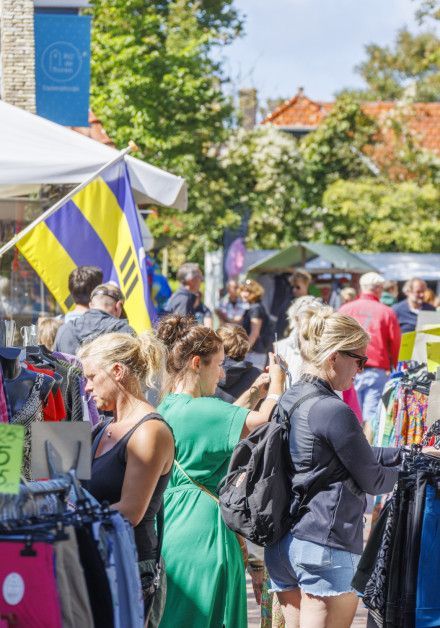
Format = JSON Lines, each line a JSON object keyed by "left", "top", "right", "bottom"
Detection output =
{"left": 262, "top": 90, "right": 440, "bottom": 156}
{"left": 71, "top": 110, "right": 115, "bottom": 147}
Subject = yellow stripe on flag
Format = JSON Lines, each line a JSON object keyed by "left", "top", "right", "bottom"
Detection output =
{"left": 73, "top": 179, "right": 151, "bottom": 332}
{"left": 17, "top": 222, "right": 76, "bottom": 313}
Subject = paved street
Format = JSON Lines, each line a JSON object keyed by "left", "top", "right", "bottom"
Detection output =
{"left": 247, "top": 577, "right": 369, "bottom": 627}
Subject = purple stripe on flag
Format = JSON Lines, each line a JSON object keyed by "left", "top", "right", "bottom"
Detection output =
{"left": 103, "top": 162, "right": 157, "bottom": 322}
{"left": 45, "top": 199, "right": 115, "bottom": 281}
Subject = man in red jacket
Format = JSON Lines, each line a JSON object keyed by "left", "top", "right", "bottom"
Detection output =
{"left": 339, "top": 272, "right": 401, "bottom": 442}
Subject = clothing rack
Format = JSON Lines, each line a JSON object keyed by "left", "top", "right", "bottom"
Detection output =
{"left": 354, "top": 451, "right": 440, "bottom": 628}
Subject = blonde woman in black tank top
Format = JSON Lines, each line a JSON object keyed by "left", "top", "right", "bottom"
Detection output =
{"left": 78, "top": 331, "right": 174, "bottom": 627}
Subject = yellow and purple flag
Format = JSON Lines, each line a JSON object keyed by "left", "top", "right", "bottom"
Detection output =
{"left": 17, "top": 160, "right": 155, "bottom": 332}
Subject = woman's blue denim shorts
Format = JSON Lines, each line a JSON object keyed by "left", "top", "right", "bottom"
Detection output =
{"left": 264, "top": 533, "right": 361, "bottom": 597}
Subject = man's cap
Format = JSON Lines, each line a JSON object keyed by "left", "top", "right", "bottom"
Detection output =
{"left": 360, "top": 272, "right": 385, "bottom": 288}
{"left": 90, "top": 283, "right": 124, "bottom": 302}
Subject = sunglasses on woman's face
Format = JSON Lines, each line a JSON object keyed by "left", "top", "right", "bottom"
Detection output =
{"left": 339, "top": 350, "right": 368, "bottom": 371}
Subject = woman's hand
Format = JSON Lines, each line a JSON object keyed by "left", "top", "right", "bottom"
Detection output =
{"left": 252, "top": 373, "right": 271, "bottom": 400}
{"left": 266, "top": 352, "right": 286, "bottom": 391}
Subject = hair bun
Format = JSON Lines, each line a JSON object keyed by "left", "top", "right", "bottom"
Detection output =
{"left": 299, "top": 306, "right": 333, "bottom": 343}
{"left": 156, "top": 314, "right": 196, "bottom": 348}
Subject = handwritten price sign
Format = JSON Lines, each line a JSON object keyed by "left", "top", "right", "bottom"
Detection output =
{"left": 0, "top": 424, "right": 24, "bottom": 494}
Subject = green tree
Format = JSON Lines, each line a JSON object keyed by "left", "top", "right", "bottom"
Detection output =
{"left": 218, "top": 126, "right": 306, "bottom": 249}
{"left": 342, "top": 28, "right": 440, "bottom": 102}
{"left": 298, "top": 95, "right": 377, "bottom": 206}
{"left": 90, "top": 0, "right": 244, "bottom": 268}
{"left": 415, "top": 0, "right": 440, "bottom": 23}
{"left": 322, "top": 178, "right": 440, "bottom": 252}
{"left": 90, "top": 0, "right": 233, "bottom": 166}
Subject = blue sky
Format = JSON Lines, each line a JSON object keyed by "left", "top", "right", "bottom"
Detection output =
{"left": 220, "top": 0, "right": 436, "bottom": 106}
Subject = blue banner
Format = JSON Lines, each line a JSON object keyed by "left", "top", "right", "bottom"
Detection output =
{"left": 34, "top": 14, "right": 91, "bottom": 126}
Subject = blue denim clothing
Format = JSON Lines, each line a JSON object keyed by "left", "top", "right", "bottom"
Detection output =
{"left": 265, "top": 534, "right": 361, "bottom": 597}
{"left": 416, "top": 484, "right": 440, "bottom": 627}
{"left": 92, "top": 520, "right": 121, "bottom": 628}
{"left": 355, "top": 368, "right": 388, "bottom": 424}
{"left": 110, "top": 513, "right": 145, "bottom": 628}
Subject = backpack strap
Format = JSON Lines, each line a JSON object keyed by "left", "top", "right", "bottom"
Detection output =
{"left": 276, "top": 390, "right": 324, "bottom": 426}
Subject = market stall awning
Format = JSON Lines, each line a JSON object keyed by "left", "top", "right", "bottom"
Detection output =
{"left": 0, "top": 99, "right": 187, "bottom": 209}
{"left": 247, "top": 242, "right": 377, "bottom": 274}
{"left": 358, "top": 253, "right": 440, "bottom": 281}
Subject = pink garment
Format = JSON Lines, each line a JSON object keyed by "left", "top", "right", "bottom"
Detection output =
{"left": 0, "top": 368, "right": 9, "bottom": 423}
{"left": 0, "top": 541, "right": 62, "bottom": 628}
{"left": 343, "top": 386, "right": 363, "bottom": 424}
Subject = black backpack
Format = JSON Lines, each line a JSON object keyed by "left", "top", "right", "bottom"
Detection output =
{"left": 218, "top": 391, "right": 323, "bottom": 547}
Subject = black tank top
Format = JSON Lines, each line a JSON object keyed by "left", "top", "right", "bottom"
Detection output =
{"left": 86, "top": 413, "right": 172, "bottom": 561}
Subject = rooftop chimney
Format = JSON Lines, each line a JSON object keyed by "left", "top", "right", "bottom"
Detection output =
{"left": 238, "top": 88, "right": 258, "bottom": 130}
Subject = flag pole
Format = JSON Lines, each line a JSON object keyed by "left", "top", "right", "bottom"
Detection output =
{"left": 0, "top": 143, "right": 137, "bottom": 259}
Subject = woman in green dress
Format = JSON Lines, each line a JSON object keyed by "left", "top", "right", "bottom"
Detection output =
{"left": 156, "top": 315, "right": 285, "bottom": 628}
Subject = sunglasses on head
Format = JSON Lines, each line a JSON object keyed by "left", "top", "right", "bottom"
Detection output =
{"left": 339, "top": 350, "right": 368, "bottom": 371}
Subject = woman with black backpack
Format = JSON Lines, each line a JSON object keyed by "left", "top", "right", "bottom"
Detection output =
{"left": 264, "top": 307, "right": 438, "bottom": 627}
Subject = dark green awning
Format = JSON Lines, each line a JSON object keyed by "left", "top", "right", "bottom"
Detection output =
{"left": 247, "top": 242, "right": 378, "bottom": 274}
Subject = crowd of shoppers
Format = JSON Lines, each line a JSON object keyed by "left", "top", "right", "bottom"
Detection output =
{"left": 31, "top": 261, "right": 440, "bottom": 627}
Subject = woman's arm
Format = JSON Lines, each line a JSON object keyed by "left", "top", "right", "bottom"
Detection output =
{"left": 112, "top": 421, "right": 174, "bottom": 526}
{"left": 234, "top": 373, "right": 270, "bottom": 409}
{"left": 240, "top": 354, "right": 285, "bottom": 438}
{"left": 317, "top": 402, "right": 401, "bottom": 495}
{"left": 248, "top": 318, "right": 263, "bottom": 350}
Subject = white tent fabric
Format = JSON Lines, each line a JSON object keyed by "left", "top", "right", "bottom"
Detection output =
{"left": 0, "top": 99, "right": 187, "bottom": 209}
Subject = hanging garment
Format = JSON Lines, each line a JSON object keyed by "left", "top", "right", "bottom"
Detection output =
{"left": 356, "top": 492, "right": 399, "bottom": 628}
{"left": 54, "top": 526, "right": 94, "bottom": 628}
{"left": 354, "top": 455, "right": 440, "bottom": 628}
{"left": 25, "top": 363, "right": 66, "bottom": 421}
{"left": 422, "top": 419, "right": 440, "bottom": 449}
{"left": 416, "top": 482, "right": 440, "bottom": 628}
{"left": 75, "top": 525, "right": 115, "bottom": 628}
{"left": 0, "top": 365, "right": 10, "bottom": 423}
{"left": 10, "top": 373, "right": 44, "bottom": 478}
{"left": 92, "top": 520, "right": 121, "bottom": 628}
{"left": 52, "top": 351, "right": 99, "bottom": 423}
{"left": 110, "top": 513, "right": 144, "bottom": 628}
{"left": 0, "top": 541, "right": 62, "bottom": 628}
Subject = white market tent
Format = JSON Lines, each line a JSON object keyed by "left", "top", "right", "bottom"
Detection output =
{"left": 0, "top": 99, "right": 187, "bottom": 210}
{"left": 358, "top": 253, "right": 440, "bottom": 282}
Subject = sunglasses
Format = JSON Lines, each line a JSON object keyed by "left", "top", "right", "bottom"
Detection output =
{"left": 339, "top": 350, "right": 368, "bottom": 371}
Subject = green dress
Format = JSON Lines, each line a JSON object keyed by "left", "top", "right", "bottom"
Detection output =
{"left": 157, "top": 393, "right": 249, "bottom": 628}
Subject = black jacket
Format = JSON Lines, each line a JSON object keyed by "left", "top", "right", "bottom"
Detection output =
{"left": 216, "top": 357, "right": 262, "bottom": 402}
{"left": 163, "top": 287, "right": 196, "bottom": 316}
{"left": 282, "top": 374, "right": 402, "bottom": 554}
{"left": 53, "top": 309, "right": 134, "bottom": 355}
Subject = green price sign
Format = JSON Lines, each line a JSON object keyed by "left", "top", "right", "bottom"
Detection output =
{"left": 0, "top": 424, "right": 25, "bottom": 494}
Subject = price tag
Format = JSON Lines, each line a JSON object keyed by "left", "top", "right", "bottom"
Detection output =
{"left": 0, "top": 424, "right": 25, "bottom": 495}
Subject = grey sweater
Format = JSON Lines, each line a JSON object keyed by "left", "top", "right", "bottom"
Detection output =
{"left": 53, "top": 308, "right": 134, "bottom": 355}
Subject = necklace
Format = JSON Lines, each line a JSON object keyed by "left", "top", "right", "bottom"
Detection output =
{"left": 106, "top": 420, "right": 115, "bottom": 438}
